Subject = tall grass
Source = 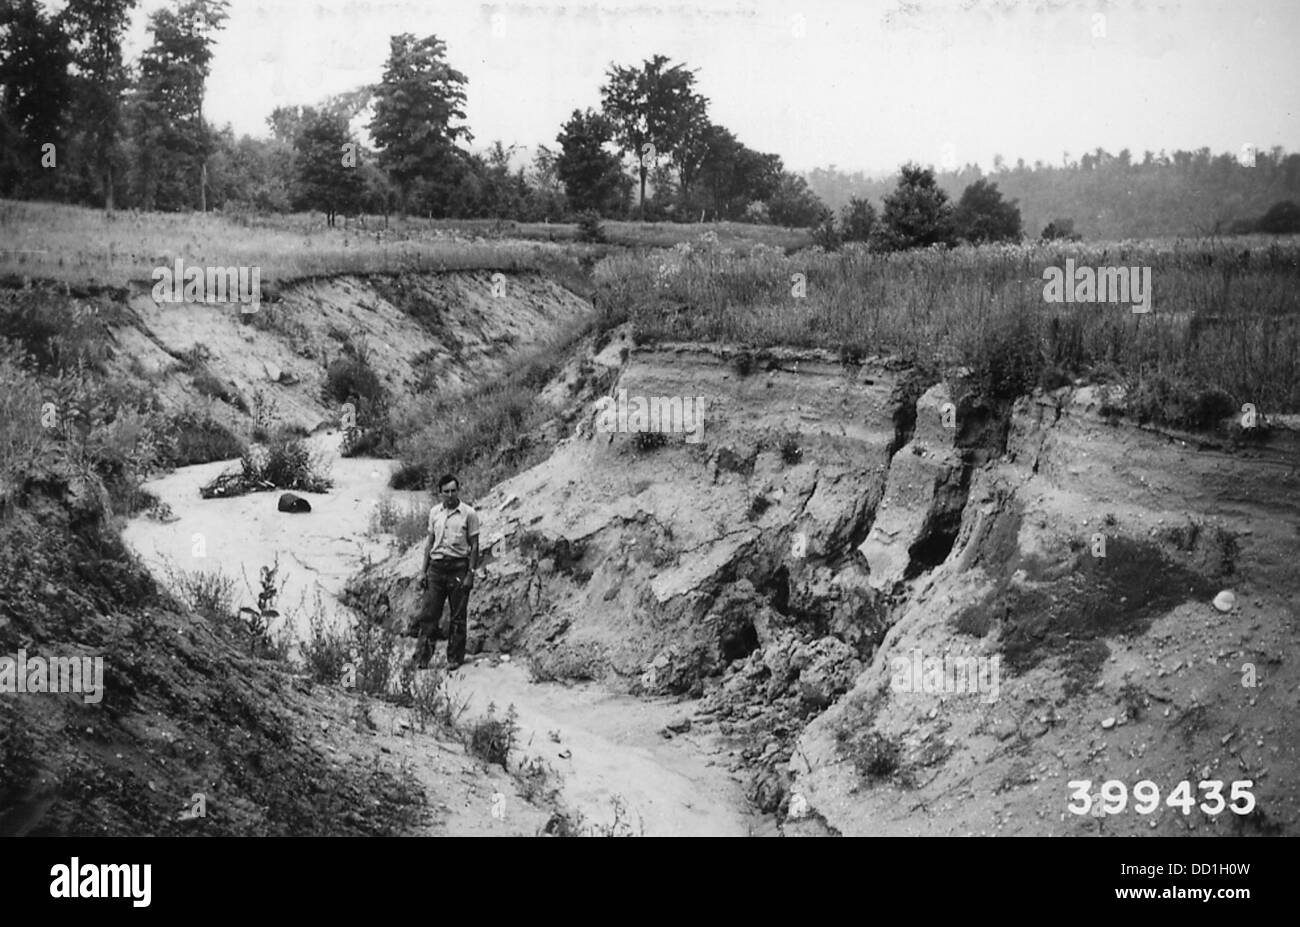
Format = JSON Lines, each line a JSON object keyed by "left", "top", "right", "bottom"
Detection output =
{"left": 595, "top": 236, "right": 1300, "bottom": 416}
{"left": 388, "top": 317, "right": 600, "bottom": 491}
{"left": 0, "top": 200, "right": 803, "bottom": 289}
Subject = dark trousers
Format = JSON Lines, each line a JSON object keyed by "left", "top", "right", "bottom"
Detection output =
{"left": 415, "top": 557, "right": 469, "bottom": 665}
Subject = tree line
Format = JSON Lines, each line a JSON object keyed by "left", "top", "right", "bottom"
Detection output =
{"left": 3, "top": 1, "right": 1296, "bottom": 242}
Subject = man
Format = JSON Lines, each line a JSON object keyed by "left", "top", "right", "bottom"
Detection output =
{"left": 413, "top": 473, "right": 480, "bottom": 670}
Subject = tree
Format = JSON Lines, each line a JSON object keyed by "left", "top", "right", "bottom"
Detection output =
{"left": 555, "top": 108, "right": 628, "bottom": 215}
{"left": 130, "top": 0, "right": 229, "bottom": 211}
{"left": 766, "top": 172, "right": 827, "bottom": 227}
{"left": 1040, "top": 217, "right": 1081, "bottom": 241}
{"left": 368, "top": 33, "right": 471, "bottom": 215}
{"left": 600, "top": 54, "right": 708, "bottom": 217}
{"left": 61, "top": 0, "right": 138, "bottom": 213}
{"left": 292, "top": 108, "right": 363, "bottom": 226}
{"left": 839, "top": 196, "right": 877, "bottom": 243}
{"left": 872, "top": 163, "right": 956, "bottom": 251}
{"left": 685, "top": 123, "right": 782, "bottom": 220}
{"left": 0, "top": 0, "right": 73, "bottom": 198}
{"left": 1255, "top": 200, "right": 1300, "bottom": 234}
{"left": 952, "top": 178, "right": 1022, "bottom": 244}
{"left": 522, "top": 144, "right": 566, "bottom": 221}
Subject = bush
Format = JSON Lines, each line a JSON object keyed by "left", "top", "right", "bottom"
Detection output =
{"left": 1255, "top": 200, "right": 1300, "bottom": 235}
{"left": 872, "top": 163, "right": 957, "bottom": 251}
{"left": 809, "top": 211, "right": 841, "bottom": 251}
{"left": 576, "top": 211, "right": 607, "bottom": 244}
{"left": 467, "top": 702, "right": 519, "bottom": 769}
{"left": 839, "top": 197, "right": 877, "bottom": 243}
{"left": 953, "top": 179, "right": 1022, "bottom": 245}
{"left": 160, "top": 408, "right": 246, "bottom": 466}
{"left": 191, "top": 367, "right": 247, "bottom": 412}
{"left": 301, "top": 596, "right": 352, "bottom": 685}
{"left": 246, "top": 434, "right": 333, "bottom": 492}
{"left": 1041, "top": 217, "right": 1082, "bottom": 241}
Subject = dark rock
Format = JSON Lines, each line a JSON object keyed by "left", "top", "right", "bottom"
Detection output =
{"left": 278, "top": 492, "right": 311, "bottom": 513}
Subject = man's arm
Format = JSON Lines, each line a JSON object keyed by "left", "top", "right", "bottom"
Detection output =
{"left": 463, "top": 534, "right": 480, "bottom": 588}
{"left": 419, "top": 512, "right": 435, "bottom": 588}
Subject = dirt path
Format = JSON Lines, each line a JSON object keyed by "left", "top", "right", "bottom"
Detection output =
{"left": 447, "top": 659, "right": 773, "bottom": 836}
{"left": 123, "top": 436, "right": 769, "bottom": 836}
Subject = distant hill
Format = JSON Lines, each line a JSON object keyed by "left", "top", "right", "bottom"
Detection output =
{"left": 804, "top": 147, "right": 1300, "bottom": 240}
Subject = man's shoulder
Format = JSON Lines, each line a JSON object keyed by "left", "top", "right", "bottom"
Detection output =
{"left": 458, "top": 501, "right": 478, "bottom": 517}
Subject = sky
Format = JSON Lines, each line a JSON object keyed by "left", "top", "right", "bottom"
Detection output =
{"left": 92, "top": 0, "right": 1300, "bottom": 175}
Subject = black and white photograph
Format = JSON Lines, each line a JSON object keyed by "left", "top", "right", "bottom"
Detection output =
{"left": 0, "top": 0, "right": 1297, "bottom": 877}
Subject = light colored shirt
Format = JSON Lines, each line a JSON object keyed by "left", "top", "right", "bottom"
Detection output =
{"left": 428, "top": 502, "right": 480, "bottom": 561}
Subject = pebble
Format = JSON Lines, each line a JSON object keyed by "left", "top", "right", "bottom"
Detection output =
{"left": 1101, "top": 717, "right": 1116, "bottom": 729}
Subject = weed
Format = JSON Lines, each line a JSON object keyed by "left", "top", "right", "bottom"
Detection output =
{"left": 632, "top": 430, "right": 668, "bottom": 452}
{"left": 779, "top": 433, "right": 803, "bottom": 465}
{"left": 1119, "top": 681, "right": 1147, "bottom": 721}
{"left": 467, "top": 702, "right": 519, "bottom": 769}
{"left": 300, "top": 594, "right": 351, "bottom": 685}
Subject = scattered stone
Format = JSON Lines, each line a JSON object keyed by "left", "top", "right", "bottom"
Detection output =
{"left": 1213, "top": 590, "right": 1237, "bottom": 612}
{"left": 667, "top": 717, "right": 692, "bottom": 734}
{"left": 278, "top": 492, "right": 311, "bottom": 513}
{"left": 1101, "top": 717, "right": 1116, "bottom": 729}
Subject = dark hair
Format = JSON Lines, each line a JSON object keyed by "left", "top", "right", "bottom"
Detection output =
{"left": 437, "top": 473, "right": 459, "bottom": 490}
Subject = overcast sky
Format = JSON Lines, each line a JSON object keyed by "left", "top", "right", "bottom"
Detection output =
{"left": 101, "top": 0, "right": 1300, "bottom": 175}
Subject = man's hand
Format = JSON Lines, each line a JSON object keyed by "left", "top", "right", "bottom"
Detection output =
{"left": 460, "top": 571, "right": 475, "bottom": 591}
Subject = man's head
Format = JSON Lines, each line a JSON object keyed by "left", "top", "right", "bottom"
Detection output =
{"left": 438, "top": 473, "right": 460, "bottom": 509}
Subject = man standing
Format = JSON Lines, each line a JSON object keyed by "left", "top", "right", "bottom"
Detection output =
{"left": 414, "top": 473, "right": 480, "bottom": 670}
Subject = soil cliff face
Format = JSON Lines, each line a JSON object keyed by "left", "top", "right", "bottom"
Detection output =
{"left": 365, "top": 335, "right": 1300, "bottom": 832}
{"left": 105, "top": 270, "right": 591, "bottom": 432}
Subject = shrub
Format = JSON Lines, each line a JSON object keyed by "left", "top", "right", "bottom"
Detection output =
{"left": 839, "top": 197, "right": 877, "bottom": 243}
{"left": 809, "top": 211, "right": 841, "bottom": 251}
{"left": 1041, "top": 217, "right": 1082, "bottom": 241}
{"left": 779, "top": 433, "right": 803, "bottom": 465}
{"left": 242, "top": 434, "right": 333, "bottom": 492}
{"left": 191, "top": 367, "right": 247, "bottom": 412}
{"left": 467, "top": 702, "right": 520, "bottom": 769}
{"left": 160, "top": 408, "right": 246, "bottom": 466}
{"left": 872, "top": 163, "right": 957, "bottom": 251}
{"left": 165, "top": 564, "right": 237, "bottom": 622}
{"left": 301, "top": 596, "right": 352, "bottom": 685}
{"left": 632, "top": 430, "right": 668, "bottom": 452}
{"left": 1255, "top": 200, "right": 1300, "bottom": 235}
{"left": 576, "top": 211, "right": 607, "bottom": 244}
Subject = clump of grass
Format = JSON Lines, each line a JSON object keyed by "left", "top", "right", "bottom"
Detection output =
{"left": 632, "top": 430, "right": 668, "bottom": 452}
{"left": 191, "top": 367, "right": 247, "bottom": 412}
{"left": 467, "top": 701, "right": 520, "bottom": 770}
{"left": 779, "top": 433, "right": 803, "bottom": 465}
{"left": 301, "top": 595, "right": 352, "bottom": 685}
{"left": 164, "top": 564, "right": 237, "bottom": 621}
{"left": 157, "top": 407, "right": 246, "bottom": 466}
